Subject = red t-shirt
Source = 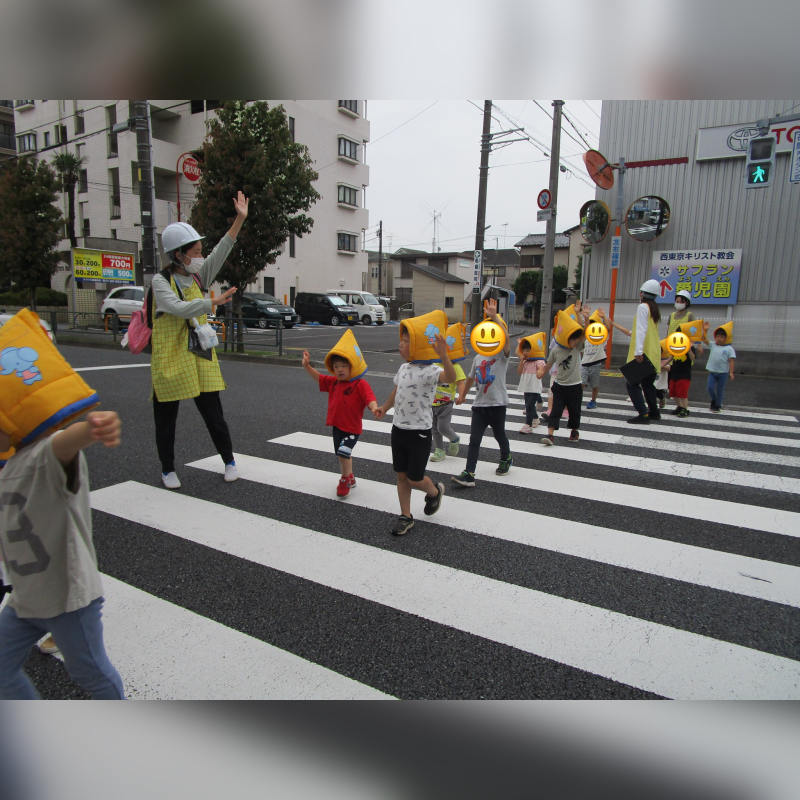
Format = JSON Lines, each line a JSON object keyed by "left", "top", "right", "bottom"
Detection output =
{"left": 319, "top": 375, "right": 376, "bottom": 434}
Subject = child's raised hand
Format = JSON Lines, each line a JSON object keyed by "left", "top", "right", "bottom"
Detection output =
{"left": 432, "top": 333, "right": 449, "bottom": 359}
{"left": 484, "top": 298, "right": 498, "bottom": 318}
{"left": 88, "top": 411, "right": 121, "bottom": 448}
{"left": 597, "top": 308, "right": 605, "bottom": 319}
{"left": 703, "top": 321, "right": 710, "bottom": 330}
{"left": 301, "top": 350, "right": 310, "bottom": 367}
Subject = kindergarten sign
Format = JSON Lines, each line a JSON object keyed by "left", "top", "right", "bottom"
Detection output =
{"left": 73, "top": 248, "right": 135, "bottom": 285}
{"left": 650, "top": 249, "right": 742, "bottom": 305}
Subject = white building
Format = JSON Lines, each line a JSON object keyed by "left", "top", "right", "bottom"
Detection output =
{"left": 12, "top": 100, "right": 370, "bottom": 306}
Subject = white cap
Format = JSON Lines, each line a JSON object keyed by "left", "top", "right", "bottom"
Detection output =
{"left": 640, "top": 279, "right": 660, "bottom": 297}
{"left": 676, "top": 289, "right": 692, "bottom": 302}
{"left": 161, "top": 222, "right": 204, "bottom": 255}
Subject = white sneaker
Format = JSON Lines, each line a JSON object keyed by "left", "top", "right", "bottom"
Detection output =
{"left": 519, "top": 424, "right": 532, "bottom": 434}
{"left": 224, "top": 462, "right": 239, "bottom": 483}
{"left": 162, "top": 472, "right": 181, "bottom": 490}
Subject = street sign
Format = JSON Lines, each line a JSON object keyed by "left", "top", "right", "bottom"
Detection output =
{"left": 791, "top": 131, "right": 800, "bottom": 184}
{"left": 73, "top": 248, "right": 135, "bottom": 284}
{"left": 744, "top": 135, "right": 775, "bottom": 188}
{"left": 537, "top": 209, "right": 553, "bottom": 222}
{"left": 182, "top": 157, "right": 201, "bottom": 182}
{"left": 537, "top": 189, "right": 551, "bottom": 209}
{"left": 651, "top": 249, "right": 741, "bottom": 305}
{"left": 610, "top": 235, "right": 622, "bottom": 269}
{"left": 472, "top": 250, "right": 482, "bottom": 294}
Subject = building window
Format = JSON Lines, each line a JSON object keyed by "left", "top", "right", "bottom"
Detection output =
{"left": 532, "top": 254, "right": 543, "bottom": 267}
{"left": 55, "top": 124, "right": 67, "bottom": 145}
{"left": 288, "top": 116, "right": 295, "bottom": 142}
{"left": 371, "top": 265, "right": 378, "bottom": 278}
{"left": 109, "top": 167, "right": 121, "bottom": 219}
{"left": 74, "top": 109, "right": 85, "bottom": 135}
{"left": 338, "top": 101, "right": 359, "bottom": 115}
{"left": 106, "top": 105, "right": 118, "bottom": 157}
{"left": 289, "top": 233, "right": 296, "bottom": 258}
{"left": 0, "top": 100, "right": 13, "bottom": 108}
{"left": 76, "top": 143, "right": 86, "bottom": 160}
{"left": 401, "top": 262, "right": 413, "bottom": 279}
{"left": 337, "top": 232, "right": 358, "bottom": 253}
{"left": 337, "top": 184, "right": 358, "bottom": 207}
{"left": 44, "top": 131, "right": 51, "bottom": 148}
{"left": 17, "top": 132, "right": 36, "bottom": 152}
{"left": 0, "top": 122, "right": 14, "bottom": 150}
{"left": 15, "top": 100, "right": 34, "bottom": 109}
{"left": 111, "top": 229, "right": 117, "bottom": 239}
{"left": 338, "top": 137, "right": 358, "bottom": 162}
{"left": 82, "top": 218, "right": 91, "bottom": 237}
{"left": 445, "top": 297, "right": 454, "bottom": 308}
{"left": 79, "top": 169, "right": 88, "bottom": 193}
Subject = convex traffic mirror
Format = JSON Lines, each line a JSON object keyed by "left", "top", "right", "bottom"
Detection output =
{"left": 625, "top": 196, "right": 670, "bottom": 241}
{"left": 579, "top": 200, "right": 611, "bottom": 244}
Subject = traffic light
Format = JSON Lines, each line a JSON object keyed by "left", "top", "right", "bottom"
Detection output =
{"left": 744, "top": 135, "right": 776, "bottom": 188}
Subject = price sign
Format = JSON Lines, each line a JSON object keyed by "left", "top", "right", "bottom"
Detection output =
{"left": 73, "top": 248, "right": 135, "bottom": 284}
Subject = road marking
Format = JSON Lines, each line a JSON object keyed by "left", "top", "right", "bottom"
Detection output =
{"left": 90, "top": 481, "right": 800, "bottom": 699}
{"left": 188, "top": 453, "right": 800, "bottom": 608}
{"left": 74, "top": 364, "right": 150, "bottom": 372}
{"left": 272, "top": 432, "right": 800, "bottom": 539}
{"left": 368, "top": 419, "right": 800, "bottom": 493}
{"left": 100, "top": 575, "right": 392, "bottom": 700}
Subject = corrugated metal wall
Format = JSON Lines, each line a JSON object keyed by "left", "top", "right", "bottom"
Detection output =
{"left": 587, "top": 101, "right": 800, "bottom": 305}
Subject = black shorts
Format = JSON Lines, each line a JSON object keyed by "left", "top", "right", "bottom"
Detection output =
{"left": 332, "top": 426, "right": 360, "bottom": 458}
{"left": 391, "top": 425, "right": 432, "bottom": 482}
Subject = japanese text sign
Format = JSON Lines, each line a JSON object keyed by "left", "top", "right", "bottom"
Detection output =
{"left": 473, "top": 250, "right": 482, "bottom": 293}
{"left": 610, "top": 235, "right": 622, "bottom": 269}
{"left": 73, "top": 248, "right": 135, "bottom": 284}
{"left": 651, "top": 249, "right": 741, "bottom": 305}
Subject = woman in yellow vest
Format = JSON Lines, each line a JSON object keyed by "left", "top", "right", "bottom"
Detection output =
{"left": 626, "top": 279, "right": 662, "bottom": 424}
{"left": 151, "top": 192, "right": 248, "bottom": 489}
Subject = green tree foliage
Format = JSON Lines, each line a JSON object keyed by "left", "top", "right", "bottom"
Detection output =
{"left": 0, "top": 157, "right": 63, "bottom": 309}
{"left": 572, "top": 255, "right": 582, "bottom": 294}
{"left": 553, "top": 265, "right": 568, "bottom": 303}
{"left": 190, "top": 101, "right": 320, "bottom": 349}
{"left": 52, "top": 152, "right": 85, "bottom": 249}
{"left": 512, "top": 269, "right": 541, "bottom": 302}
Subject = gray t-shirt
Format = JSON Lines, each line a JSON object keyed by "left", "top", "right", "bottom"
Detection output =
{"left": 547, "top": 343, "right": 583, "bottom": 386}
{"left": 0, "top": 437, "right": 102, "bottom": 619}
{"left": 393, "top": 362, "right": 443, "bottom": 430}
{"left": 469, "top": 350, "right": 510, "bottom": 406}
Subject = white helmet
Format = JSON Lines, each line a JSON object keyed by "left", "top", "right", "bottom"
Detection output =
{"left": 676, "top": 289, "right": 692, "bottom": 302}
{"left": 161, "top": 222, "right": 204, "bottom": 256}
{"left": 640, "top": 279, "right": 660, "bottom": 297}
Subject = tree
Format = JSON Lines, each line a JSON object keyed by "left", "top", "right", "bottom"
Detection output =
{"left": 512, "top": 269, "right": 541, "bottom": 302}
{"left": 0, "top": 157, "right": 63, "bottom": 309}
{"left": 52, "top": 152, "right": 85, "bottom": 249}
{"left": 553, "top": 265, "right": 569, "bottom": 303}
{"left": 190, "top": 101, "right": 321, "bottom": 351}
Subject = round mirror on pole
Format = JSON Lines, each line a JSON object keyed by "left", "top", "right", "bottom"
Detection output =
{"left": 625, "top": 196, "right": 671, "bottom": 241}
{"left": 579, "top": 200, "right": 611, "bottom": 244}
{"left": 583, "top": 150, "right": 615, "bottom": 190}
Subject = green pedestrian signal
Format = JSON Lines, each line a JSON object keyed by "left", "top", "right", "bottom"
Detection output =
{"left": 744, "top": 135, "right": 775, "bottom": 189}
{"left": 747, "top": 163, "right": 771, "bottom": 184}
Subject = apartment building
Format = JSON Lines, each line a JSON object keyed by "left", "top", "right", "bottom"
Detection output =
{"left": 0, "top": 101, "right": 15, "bottom": 161}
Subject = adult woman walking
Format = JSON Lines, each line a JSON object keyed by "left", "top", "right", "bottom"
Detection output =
{"left": 151, "top": 191, "right": 248, "bottom": 489}
{"left": 626, "top": 279, "right": 662, "bottom": 425}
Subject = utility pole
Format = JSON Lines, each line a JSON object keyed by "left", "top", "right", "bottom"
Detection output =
{"left": 471, "top": 100, "right": 492, "bottom": 329}
{"left": 540, "top": 100, "right": 564, "bottom": 336}
{"left": 378, "top": 220, "right": 383, "bottom": 297}
{"left": 133, "top": 101, "right": 158, "bottom": 281}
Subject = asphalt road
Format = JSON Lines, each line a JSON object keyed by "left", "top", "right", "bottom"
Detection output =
{"left": 13, "top": 343, "right": 800, "bottom": 699}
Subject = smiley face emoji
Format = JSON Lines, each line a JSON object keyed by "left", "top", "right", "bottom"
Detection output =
{"left": 470, "top": 319, "right": 507, "bottom": 356}
{"left": 586, "top": 322, "right": 608, "bottom": 346}
{"left": 667, "top": 331, "right": 691, "bottom": 357}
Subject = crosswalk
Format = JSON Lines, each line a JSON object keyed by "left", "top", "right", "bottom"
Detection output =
{"left": 52, "top": 390, "right": 800, "bottom": 699}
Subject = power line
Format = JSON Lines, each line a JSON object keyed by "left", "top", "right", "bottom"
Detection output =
{"left": 583, "top": 100, "right": 602, "bottom": 120}
{"left": 562, "top": 109, "right": 592, "bottom": 150}
{"left": 531, "top": 100, "right": 587, "bottom": 152}
{"left": 369, "top": 101, "right": 439, "bottom": 146}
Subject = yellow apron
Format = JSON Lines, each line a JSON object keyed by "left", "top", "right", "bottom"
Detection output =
{"left": 628, "top": 310, "right": 661, "bottom": 374}
{"left": 667, "top": 310, "right": 694, "bottom": 337}
{"left": 150, "top": 276, "right": 226, "bottom": 402}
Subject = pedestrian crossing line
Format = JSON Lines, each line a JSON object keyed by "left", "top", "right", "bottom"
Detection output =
{"left": 188, "top": 453, "right": 800, "bottom": 609}
{"left": 90, "top": 481, "right": 800, "bottom": 700}
{"left": 99, "top": 575, "right": 392, "bottom": 700}
{"left": 364, "top": 420, "right": 800, "bottom": 495}
{"left": 271, "top": 433, "right": 800, "bottom": 539}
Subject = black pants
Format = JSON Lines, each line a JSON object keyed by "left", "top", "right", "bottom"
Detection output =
{"left": 626, "top": 373, "right": 659, "bottom": 417}
{"left": 549, "top": 383, "right": 582, "bottom": 431}
{"left": 523, "top": 392, "right": 542, "bottom": 424}
{"left": 466, "top": 406, "right": 510, "bottom": 473}
{"left": 153, "top": 391, "right": 233, "bottom": 473}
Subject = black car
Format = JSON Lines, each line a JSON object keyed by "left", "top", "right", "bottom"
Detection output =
{"left": 294, "top": 292, "right": 358, "bottom": 326}
{"left": 240, "top": 293, "right": 298, "bottom": 328}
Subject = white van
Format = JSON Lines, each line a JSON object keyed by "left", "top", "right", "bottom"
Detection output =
{"left": 326, "top": 290, "right": 386, "bottom": 325}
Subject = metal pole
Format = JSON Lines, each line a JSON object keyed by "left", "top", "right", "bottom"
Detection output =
{"left": 176, "top": 154, "right": 182, "bottom": 222}
{"left": 605, "top": 157, "right": 626, "bottom": 368}
{"left": 378, "top": 220, "right": 383, "bottom": 296}
{"left": 540, "top": 100, "right": 564, "bottom": 337}
{"left": 471, "top": 101, "right": 492, "bottom": 329}
{"left": 134, "top": 101, "right": 159, "bottom": 279}
{"left": 70, "top": 248, "right": 76, "bottom": 327}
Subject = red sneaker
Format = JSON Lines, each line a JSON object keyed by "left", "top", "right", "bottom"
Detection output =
{"left": 336, "top": 476, "right": 350, "bottom": 497}
{"left": 348, "top": 473, "right": 356, "bottom": 488}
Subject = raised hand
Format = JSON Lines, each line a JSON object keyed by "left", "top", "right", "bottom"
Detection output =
{"left": 301, "top": 350, "right": 310, "bottom": 367}
{"left": 211, "top": 287, "right": 237, "bottom": 307}
{"left": 88, "top": 411, "right": 121, "bottom": 448}
{"left": 432, "top": 333, "right": 449, "bottom": 359}
{"left": 233, "top": 191, "right": 249, "bottom": 219}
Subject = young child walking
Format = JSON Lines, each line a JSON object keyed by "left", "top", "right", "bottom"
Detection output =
{"left": 452, "top": 299, "right": 512, "bottom": 487}
{"left": 667, "top": 338, "right": 696, "bottom": 418}
{"left": 516, "top": 333, "right": 546, "bottom": 433}
{"left": 538, "top": 309, "right": 585, "bottom": 445}
{"left": 579, "top": 306, "right": 607, "bottom": 410}
{"left": 430, "top": 350, "right": 467, "bottom": 462}
{"left": 302, "top": 330, "right": 379, "bottom": 497}
{"left": 702, "top": 321, "right": 736, "bottom": 412}
{"left": 376, "top": 314, "right": 455, "bottom": 535}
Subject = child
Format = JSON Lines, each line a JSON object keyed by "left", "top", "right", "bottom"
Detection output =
{"left": 516, "top": 334, "right": 546, "bottom": 433}
{"left": 702, "top": 322, "right": 736, "bottom": 412}
{"left": 452, "top": 299, "right": 512, "bottom": 487}
{"left": 656, "top": 339, "right": 673, "bottom": 409}
{"left": 376, "top": 317, "right": 455, "bottom": 535}
{"left": 430, "top": 354, "right": 467, "bottom": 462}
{"left": 0, "top": 412, "right": 125, "bottom": 699}
{"left": 538, "top": 309, "right": 585, "bottom": 445}
{"left": 668, "top": 337, "right": 696, "bottom": 418}
{"left": 580, "top": 305, "right": 607, "bottom": 410}
{"left": 302, "top": 336, "right": 379, "bottom": 497}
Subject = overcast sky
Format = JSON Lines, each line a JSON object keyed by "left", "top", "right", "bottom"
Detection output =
{"left": 363, "top": 100, "right": 603, "bottom": 256}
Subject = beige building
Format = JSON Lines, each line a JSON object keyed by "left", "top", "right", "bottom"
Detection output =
{"left": 409, "top": 264, "right": 468, "bottom": 324}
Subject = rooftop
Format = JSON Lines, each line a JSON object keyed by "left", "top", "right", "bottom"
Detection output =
{"left": 515, "top": 233, "right": 571, "bottom": 248}
{"left": 411, "top": 263, "right": 468, "bottom": 284}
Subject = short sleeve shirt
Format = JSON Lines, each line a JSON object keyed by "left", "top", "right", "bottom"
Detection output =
{"left": 393, "top": 363, "right": 443, "bottom": 430}
{"left": 469, "top": 350, "right": 510, "bottom": 406}
{"left": 433, "top": 363, "right": 467, "bottom": 405}
{"left": 547, "top": 343, "right": 582, "bottom": 386}
{"left": 319, "top": 375, "right": 376, "bottom": 434}
{"left": 706, "top": 343, "right": 736, "bottom": 373}
{"left": 0, "top": 437, "right": 102, "bottom": 619}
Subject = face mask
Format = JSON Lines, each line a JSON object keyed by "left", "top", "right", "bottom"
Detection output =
{"left": 182, "top": 257, "right": 204, "bottom": 274}
{"left": 675, "top": 302, "right": 686, "bottom": 311}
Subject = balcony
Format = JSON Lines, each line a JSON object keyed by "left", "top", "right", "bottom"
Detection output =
{"left": 15, "top": 100, "right": 34, "bottom": 110}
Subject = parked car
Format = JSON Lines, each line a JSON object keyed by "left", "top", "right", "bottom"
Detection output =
{"left": 326, "top": 290, "right": 386, "bottom": 325}
{"left": 0, "top": 312, "right": 55, "bottom": 342}
{"left": 294, "top": 292, "right": 358, "bottom": 326}
{"left": 239, "top": 293, "right": 298, "bottom": 329}
{"left": 101, "top": 286, "right": 144, "bottom": 322}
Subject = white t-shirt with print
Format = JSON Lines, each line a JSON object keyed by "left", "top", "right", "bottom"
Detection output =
{"left": 392, "top": 363, "right": 443, "bottom": 430}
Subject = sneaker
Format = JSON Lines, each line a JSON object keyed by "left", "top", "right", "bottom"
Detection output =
{"left": 677, "top": 408, "right": 690, "bottom": 418}
{"left": 37, "top": 635, "right": 59, "bottom": 656}
{"left": 429, "top": 448, "right": 447, "bottom": 462}
{"left": 568, "top": 430, "right": 580, "bottom": 443}
{"left": 496, "top": 457, "right": 513, "bottom": 476}
{"left": 224, "top": 461, "right": 238, "bottom": 483}
{"left": 627, "top": 415, "right": 650, "bottom": 424}
{"left": 451, "top": 470, "right": 476, "bottom": 487}
{"left": 162, "top": 471, "right": 181, "bottom": 490}
{"left": 709, "top": 403, "right": 717, "bottom": 411}
{"left": 539, "top": 414, "right": 550, "bottom": 424}
{"left": 424, "top": 482, "right": 445, "bottom": 516}
{"left": 349, "top": 474, "right": 356, "bottom": 488}
{"left": 541, "top": 434, "right": 554, "bottom": 446}
{"left": 519, "top": 424, "right": 532, "bottom": 434}
{"left": 390, "top": 515, "right": 415, "bottom": 535}
{"left": 670, "top": 407, "right": 682, "bottom": 415}
{"left": 712, "top": 406, "right": 722, "bottom": 413}
{"left": 530, "top": 419, "right": 540, "bottom": 428}
{"left": 448, "top": 436, "right": 460, "bottom": 456}
{"left": 649, "top": 411, "right": 662, "bottom": 421}
{"left": 659, "top": 397, "right": 666, "bottom": 409}
{"left": 336, "top": 476, "right": 350, "bottom": 497}
{"left": 586, "top": 400, "right": 597, "bottom": 410}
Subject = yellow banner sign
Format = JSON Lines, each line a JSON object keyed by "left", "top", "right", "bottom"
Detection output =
{"left": 73, "top": 248, "right": 135, "bottom": 284}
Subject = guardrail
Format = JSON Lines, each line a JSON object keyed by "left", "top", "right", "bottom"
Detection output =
{"left": 218, "top": 316, "right": 283, "bottom": 357}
